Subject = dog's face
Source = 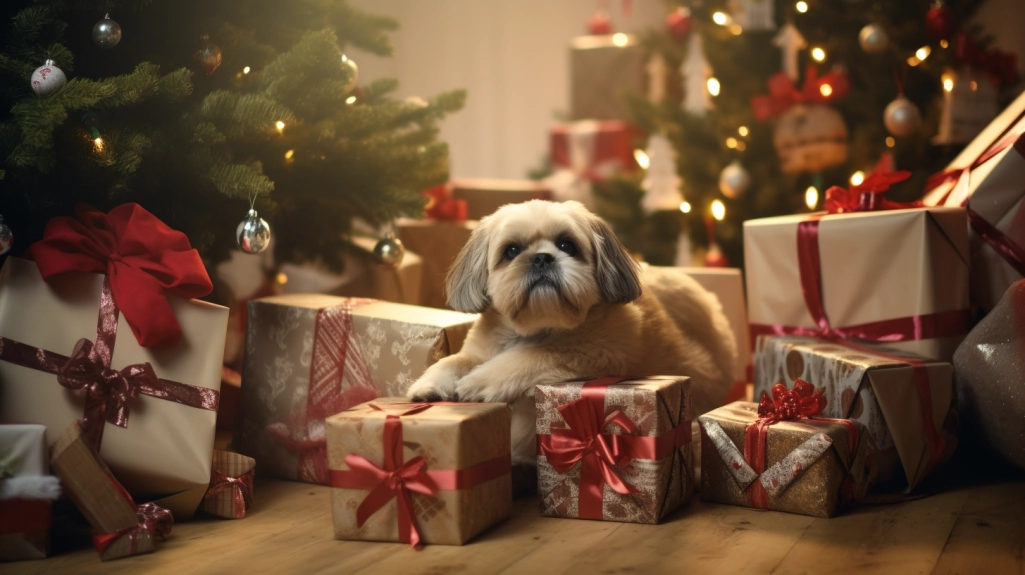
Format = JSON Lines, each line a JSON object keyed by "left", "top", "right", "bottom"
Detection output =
{"left": 446, "top": 201, "right": 641, "bottom": 335}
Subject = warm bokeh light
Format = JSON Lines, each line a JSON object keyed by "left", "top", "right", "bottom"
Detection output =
{"left": 730, "top": 24, "right": 743, "bottom": 35}
{"left": 275, "top": 120, "right": 286, "bottom": 132}
{"left": 886, "top": 137, "right": 896, "bottom": 147}
{"left": 940, "top": 39, "right": 949, "bottom": 49}
{"left": 916, "top": 46, "right": 931, "bottom": 60}
{"left": 811, "top": 47, "right": 826, "bottom": 62}
{"left": 726, "top": 137, "right": 738, "bottom": 149}
{"left": 805, "top": 186, "right": 819, "bottom": 210}
{"left": 942, "top": 74, "right": 954, "bottom": 92}
{"left": 795, "top": 1, "right": 808, "bottom": 13}
{"left": 243, "top": 66, "right": 251, "bottom": 74}
{"left": 711, "top": 200, "right": 726, "bottom": 221}
{"left": 738, "top": 126, "right": 749, "bottom": 137}
{"left": 707, "top": 77, "right": 721, "bottom": 96}
{"left": 736, "top": 141, "right": 747, "bottom": 151}
{"left": 93, "top": 137, "right": 104, "bottom": 151}
{"left": 612, "top": 33, "right": 629, "bottom": 47}
{"left": 970, "top": 80, "right": 978, "bottom": 91}
{"left": 284, "top": 149, "right": 294, "bottom": 159}
{"left": 346, "top": 95, "right": 357, "bottom": 104}
{"left": 680, "top": 201, "right": 692, "bottom": 213}
{"left": 820, "top": 83, "right": 833, "bottom": 97}
{"left": 712, "top": 11, "right": 729, "bottom": 25}
{"left": 276, "top": 272, "right": 288, "bottom": 285}
{"left": 634, "top": 148, "right": 651, "bottom": 169}
{"left": 850, "top": 171, "right": 866, "bottom": 186}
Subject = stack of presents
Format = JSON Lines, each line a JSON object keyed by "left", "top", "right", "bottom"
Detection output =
{"left": 4, "top": 50, "right": 1025, "bottom": 566}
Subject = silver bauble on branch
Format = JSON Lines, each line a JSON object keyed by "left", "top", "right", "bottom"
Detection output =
{"left": 340, "top": 54, "right": 359, "bottom": 95}
{"left": 884, "top": 95, "right": 923, "bottom": 138}
{"left": 0, "top": 215, "right": 12, "bottom": 255}
{"left": 718, "top": 160, "right": 752, "bottom": 199}
{"left": 236, "top": 208, "right": 271, "bottom": 254}
{"left": 858, "top": 23, "right": 888, "bottom": 54}
{"left": 92, "top": 14, "right": 122, "bottom": 49}
{"left": 30, "top": 60, "right": 66, "bottom": 96}
{"left": 373, "top": 233, "right": 405, "bottom": 268}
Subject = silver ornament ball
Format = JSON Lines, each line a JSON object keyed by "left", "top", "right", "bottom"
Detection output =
{"left": 92, "top": 14, "right": 122, "bottom": 49}
{"left": 0, "top": 215, "right": 12, "bottom": 256}
{"left": 340, "top": 54, "right": 359, "bottom": 95}
{"left": 718, "top": 160, "right": 751, "bottom": 199}
{"left": 858, "top": 23, "right": 888, "bottom": 54}
{"left": 30, "top": 59, "right": 66, "bottom": 96}
{"left": 236, "top": 209, "right": 271, "bottom": 254}
{"left": 373, "top": 234, "right": 405, "bottom": 268}
{"left": 884, "top": 95, "right": 923, "bottom": 138}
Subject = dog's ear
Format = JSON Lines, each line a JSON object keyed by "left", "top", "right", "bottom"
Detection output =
{"left": 588, "top": 214, "right": 642, "bottom": 304}
{"left": 446, "top": 218, "right": 492, "bottom": 313}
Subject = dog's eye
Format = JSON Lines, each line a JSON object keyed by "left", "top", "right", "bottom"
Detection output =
{"left": 556, "top": 238, "right": 577, "bottom": 256}
{"left": 503, "top": 244, "right": 522, "bottom": 260}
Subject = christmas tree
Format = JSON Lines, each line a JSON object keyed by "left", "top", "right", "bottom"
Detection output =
{"left": 0, "top": 0, "right": 465, "bottom": 269}
{"left": 595, "top": 0, "right": 1015, "bottom": 268}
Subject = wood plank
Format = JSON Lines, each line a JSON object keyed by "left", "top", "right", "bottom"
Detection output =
{"left": 931, "top": 482, "right": 1025, "bottom": 575}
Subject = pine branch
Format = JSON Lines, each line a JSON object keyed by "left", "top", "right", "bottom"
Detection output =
{"left": 207, "top": 162, "right": 274, "bottom": 199}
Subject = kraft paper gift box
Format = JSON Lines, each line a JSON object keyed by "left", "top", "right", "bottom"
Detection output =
{"left": 450, "top": 178, "right": 553, "bottom": 221}
{"left": 395, "top": 218, "right": 477, "bottom": 309}
{"left": 50, "top": 421, "right": 173, "bottom": 561}
{"left": 201, "top": 450, "right": 256, "bottom": 519}
{"left": 326, "top": 398, "right": 511, "bottom": 546}
{"left": 754, "top": 336, "right": 957, "bottom": 491}
{"left": 923, "top": 90, "right": 1025, "bottom": 312}
{"left": 744, "top": 207, "right": 971, "bottom": 362}
{"left": 0, "top": 205, "right": 228, "bottom": 520}
{"left": 235, "top": 294, "right": 477, "bottom": 484}
{"left": 699, "top": 390, "right": 877, "bottom": 518}
{"left": 536, "top": 376, "right": 695, "bottom": 524}
{"left": 571, "top": 34, "right": 646, "bottom": 121}
{"left": 0, "top": 424, "right": 60, "bottom": 561}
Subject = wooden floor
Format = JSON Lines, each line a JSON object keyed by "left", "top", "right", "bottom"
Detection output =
{"left": 7, "top": 463, "right": 1025, "bottom": 575}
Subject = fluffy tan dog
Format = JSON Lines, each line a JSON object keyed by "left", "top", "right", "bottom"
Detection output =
{"left": 407, "top": 200, "right": 737, "bottom": 464}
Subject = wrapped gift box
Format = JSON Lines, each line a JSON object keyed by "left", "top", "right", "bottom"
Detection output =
{"left": 744, "top": 207, "right": 970, "bottom": 362}
{"left": 536, "top": 376, "right": 694, "bottom": 524}
{"left": 235, "top": 295, "right": 477, "bottom": 484}
{"left": 50, "top": 421, "right": 173, "bottom": 561}
{"left": 699, "top": 395, "right": 876, "bottom": 518}
{"left": 547, "top": 120, "right": 637, "bottom": 206}
{"left": 754, "top": 336, "right": 957, "bottom": 490}
{"left": 675, "top": 267, "right": 750, "bottom": 394}
{"left": 571, "top": 34, "right": 646, "bottom": 121}
{"left": 450, "top": 178, "right": 553, "bottom": 221}
{"left": 923, "top": 90, "right": 1025, "bottom": 312}
{"left": 326, "top": 398, "right": 511, "bottom": 546}
{"left": 395, "top": 218, "right": 477, "bottom": 309}
{"left": 0, "top": 424, "right": 59, "bottom": 562}
{"left": 201, "top": 450, "right": 255, "bottom": 519}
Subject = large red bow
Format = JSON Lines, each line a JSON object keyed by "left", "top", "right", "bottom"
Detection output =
{"left": 824, "top": 154, "right": 919, "bottom": 214}
{"left": 953, "top": 33, "right": 1019, "bottom": 88}
{"left": 423, "top": 184, "right": 468, "bottom": 221}
{"left": 757, "top": 379, "right": 826, "bottom": 423}
{"left": 751, "top": 65, "right": 851, "bottom": 122}
{"left": 27, "top": 203, "right": 212, "bottom": 348}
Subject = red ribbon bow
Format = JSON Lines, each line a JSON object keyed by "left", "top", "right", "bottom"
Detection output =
{"left": 953, "top": 32, "right": 1019, "bottom": 88}
{"left": 92, "top": 502, "right": 173, "bottom": 556}
{"left": 757, "top": 379, "right": 827, "bottom": 423}
{"left": 824, "top": 154, "right": 919, "bottom": 214}
{"left": 27, "top": 203, "right": 212, "bottom": 348}
{"left": 751, "top": 65, "right": 851, "bottom": 122}
{"left": 206, "top": 469, "right": 254, "bottom": 519}
{"left": 423, "top": 184, "right": 468, "bottom": 221}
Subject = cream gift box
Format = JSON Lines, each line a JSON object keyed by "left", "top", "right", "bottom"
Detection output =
{"left": 0, "top": 424, "right": 59, "bottom": 561}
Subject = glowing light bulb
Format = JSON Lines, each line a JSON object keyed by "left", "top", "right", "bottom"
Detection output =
{"left": 738, "top": 126, "right": 749, "bottom": 137}
{"left": 850, "top": 171, "right": 865, "bottom": 186}
{"left": 811, "top": 47, "right": 826, "bottom": 62}
{"left": 820, "top": 83, "right": 833, "bottom": 97}
{"left": 346, "top": 95, "right": 357, "bottom": 104}
{"left": 275, "top": 121, "right": 286, "bottom": 132}
{"left": 712, "top": 12, "right": 729, "bottom": 25}
{"left": 886, "top": 137, "right": 895, "bottom": 148}
{"left": 612, "top": 33, "right": 628, "bottom": 47}
{"left": 633, "top": 149, "right": 650, "bottom": 170}
{"left": 276, "top": 273, "right": 288, "bottom": 285}
{"left": 711, "top": 200, "right": 726, "bottom": 221}
{"left": 916, "top": 46, "right": 931, "bottom": 60}
{"left": 805, "top": 186, "right": 819, "bottom": 210}
{"left": 284, "top": 149, "right": 294, "bottom": 160}
{"left": 940, "top": 39, "right": 949, "bottom": 49}
{"left": 243, "top": 66, "right": 251, "bottom": 74}
{"left": 796, "top": 1, "right": 808, "bottom": 13}
{"left": 726, "top": 137, "right": 738, "bottom": 149}
{"left": 942, "top": 76, "right": 954, "bottom": 92}
{"left": 93, "top": 137, "right": 104, "bottom": 151}
{"left": 680, "top": 201, "right": 692, "bottom": 214}
{"left": 707, "top": 77, "right": 721, "bottom": 96}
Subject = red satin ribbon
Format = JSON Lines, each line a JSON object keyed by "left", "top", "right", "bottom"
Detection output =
{"left": 750, "top": 64, "right": 851, "bottom": 122}
{"left": 328, "top": 403, "right": 511, "bottom": 548}
{"left": 205, "top": 468, "right": 255, "bottom": 519}
{"left": 92, "top": 502, "right": 174, "bottom": 556}
{"left": 0, "top": 500, "right": 51, "bottom": 536}
{"left": 549, "top": 121, "right": 637, "bottom": 177}
{"left": 537, "top": 377, "right": 692, "bottom": 521}
{"left": 966, "top": 205, "right": 1025, "bottom": 278}
{"left": 925, "top": 130, "right": 1025, "bottom": 203}
{"left": 0, "top": 277, "right": 219, "bottom": 452}
{"left": 423, "top": 184, "right": 468, "bottom": 221}
{"left": 26, "top": 203, "right": 213, "bottom": 349}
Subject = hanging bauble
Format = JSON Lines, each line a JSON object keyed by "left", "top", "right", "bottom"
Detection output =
{"left": 194, "top": 36, "right": 222, "bottom": 76}
{"left": 588, "top": 11, "right": 612, "bottom": 35}
{"left": 666, "top": 7, "right": 692, "bottom": 42}
{"left": 925, "top": 4, "right": 958, "bottom": 40}
{"left": 0, "top": 215, "right": 12, "bottom": 256}
{"left": 373, "top": 233, "right": 405, "bottom": 268}
{"left": 92, "top": 14, "right": 122, "bottom": 49}
{"left": 340, "top": 54, "right": 359, "bottom": 95}
{"left": 884, "top": 95, "right": 923, "bottom": 138}
{"left": 774, "top": 104, "right": 849, "bottom": 174}
{"left": 236, "top": 208, "right": 271, "bottom": 254}
{"left": 858, "top": 23, "right": 888, "bottom": 54}
{"left": 704, "top": 243, "right": 729, "bottom": 268}
{"left": 718, "top": 160, "right": 751, "bottom": 199}
{"left": 30, "top": 60, "right": 66, "bottom": 96}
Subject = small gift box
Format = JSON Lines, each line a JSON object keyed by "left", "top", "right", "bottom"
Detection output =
{"left": 699, "top": 381, "right": 877, "bottom": 518}
{"left": 395, "top": 218, "right": 476, "bottom": 309}
{"left": 924, "top": 90, "right": 1025, "bottom": 312}
{"left": 50, "top": 421, "right": 173, "bottom": 561}
{"left": 235, "top": 295, "right": 477, "bottom": 485}
{"left": 449, "top": 178, "right": 553, "bottom": 221}
{"left": 546, "top": 120, "right": 637, "bottom": 205}
{"left": 326, "top": 399, "right": 511, "bottom": 546}
{"left": 0, "top": 424, "right": 61, "bottom": 562}
{"left": 201, "top": 450, "right": 255, "bottom": 519}
{"left": 754, "top": 336, "right": 957, "bottom": 491}
{"left": 0, "top": 204, "right": 228, "bottom": 519}
{"left": 570, "top": 34, "right": 646, "bottom": 121}
{"left": 536, "top": 376, "right": 694, "bottom": 524}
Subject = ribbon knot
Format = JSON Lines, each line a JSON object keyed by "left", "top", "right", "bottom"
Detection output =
{"left": 92, "top": 500, "right": 174, "bottom": 556}
{"left": 824, "top": 153, "right": 918, "bottom": 214}
{"left": 108, "top": 253, "right": 122, "bottom": 263}
{"left": 206, "top": 468, "right": 254, "bottom": 519}
{"left": 757, "top": 379, "right": 826, "bottom": 423}
{"left": 751, "top": 64, "right": 850, "bottom": 121}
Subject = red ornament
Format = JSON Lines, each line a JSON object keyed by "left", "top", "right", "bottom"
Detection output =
{"left": 925, "top": 6, "right": 957, "bottom": 40}
{"left": 666, "top": 7, "right": 692, "bottom": 41}
{"left": 589, "top": 11, "right": 612, "bottom": 35}
{"left": 704, "top": 243, "right": 729, "bottom": 268}
{"left": 194, "top": 35, "right": 222, "bottom": 76}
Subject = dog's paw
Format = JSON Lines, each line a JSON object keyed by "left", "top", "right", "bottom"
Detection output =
{"left": 406, "top": 369, "right": 458, "bottom": 402}
{"left": 454, "top": 372, "right": 521, "bottom": 404}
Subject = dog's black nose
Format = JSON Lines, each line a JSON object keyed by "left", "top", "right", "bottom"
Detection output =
{"left": 532, "top": 253, "right": 555, "bottom": 267}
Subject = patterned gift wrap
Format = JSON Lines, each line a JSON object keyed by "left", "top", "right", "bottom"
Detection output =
{"left": 202, "top": 450, "right": 255, "bottom": 519}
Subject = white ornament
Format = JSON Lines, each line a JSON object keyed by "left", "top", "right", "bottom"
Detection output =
{"left": 236, "top": 208, "right": 271, "bottom": 254}
{"left": 30, "top": 60, "right": 66, "bottom": 96}
{"left": 858, "top": 23, "right": 888, "bottom": 55}
{"left": 674, "top": 231, "right": 694, "bottom": 267}
{"left": 884, "top": 95, "right": 923, "bottom": 138}
{"left": 646, "top": 52, "right": 668, "bottom": 103}
{"left": 719, "top": 160, "right": 752, "bottom": 199}
{"left": 731, "top": 0, "right": 776, "bottom": 31}
{"left": 933, "top": 67, "right": 998, "bottom": 145}
{"left": 641, "top": 134, "right": 685, "bottom": 213}
{"left": 681, "top": 33, "right": 713, "bottom": 116}
{"left": 773, "top": 23, "right": 807, "bottom": 82}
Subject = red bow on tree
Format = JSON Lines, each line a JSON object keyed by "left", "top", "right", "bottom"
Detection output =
{"left": 824, "top": 153, "right": 920, "bottom": 214}
{"left": 423, "top": 183, "right": 468, "bottom": 221}
{"left": 953, "top": 33, "right": 1019, "bottom": 88}
{"left": 751, "top": 65, "right": 851, "bottom": 122}
{"left": 757, "top": 378, "right": 827, "bottom": 423}
{"left": 27, "top": 203, "right": 213, "bottom": 348}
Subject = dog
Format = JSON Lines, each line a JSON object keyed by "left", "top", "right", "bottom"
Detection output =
{"left": 407, "top": 200, "right": 737, "bottom": 465}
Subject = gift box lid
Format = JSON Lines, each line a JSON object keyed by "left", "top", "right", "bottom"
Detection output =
{"left": 253, "top": 294, "right": 478, "bottom": 329}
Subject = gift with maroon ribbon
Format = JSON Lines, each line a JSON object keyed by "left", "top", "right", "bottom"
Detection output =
{"left": 326, "top": 398, "right": 511, "bottom": 546}
{"left": 234, "top": 294, "right": 476, "bottom": 485}
{"left": 699, "top": 381, "right": 877, "bottom": 518}
{"left": 0, "top": 424, "right": 61, "bottom": 562}
{"left": 50, "top": 420, "right": 174, "bottom": 561}
{"left": 536, "top": 376, "right": 694, "bottom": 524}
{"left": 0, "top": 203, "right": 228, "bottom": 519}
{"left": 202, "top": 450, "right": 256, "bottom": 519}
{"left": 422, "top": 183, "right": 469, "bottom": 222}
{"left": 750, "top": 64, "right": 851, "bottom": 122}
{"left": 547, "top": 120, "right": 637, "bottom": 204}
